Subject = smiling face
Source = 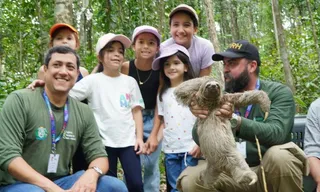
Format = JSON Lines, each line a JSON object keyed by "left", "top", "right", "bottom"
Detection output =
{"left": 51, "top": 28, "right": 79, "bottom": 50}
{"left": 133, "top": 33, "right": 159, "bottom": 60}
{"left": 170, "top": 12, "right": 197, "bottom": 48}
{"left": 99, "top": 41, "right": 124, "bottom": 73}
{"left": 44, "top": 52, "right": 79, "bottom": 95}
{"left": 163, "top": 55, "right": 188, "bottom": 86}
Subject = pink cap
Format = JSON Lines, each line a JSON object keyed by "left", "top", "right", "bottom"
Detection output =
{"left": 132, "top": 25, "right": 161, "bottom": 43}
{"left": 152, "top": 44, "right": 190, "bottom": 70}
{"left": 96, "top": 33, "right": 131, "bottom": 54}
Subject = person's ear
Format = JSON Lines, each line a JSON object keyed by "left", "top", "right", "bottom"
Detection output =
{"left": 248, "top": 60, "right": 257, "bottom": 74}
{"left": 193, "top": 26, "right": 198, "bottom": 35}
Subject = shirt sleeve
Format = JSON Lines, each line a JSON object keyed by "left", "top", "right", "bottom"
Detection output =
{"left": 130, "top": 78, "right": 145, "bottom": 109}
{"left": 0, "top": 92, "right": 26, "bottom": 171}
{"left": 69, "top": 76, "right": 92, "bottom": 101}
{"left": 304, "top": 99, "right": 320, "bottom": 158}
{"left": 80, "top": 105, "right": 108, "bottom": 163}
{"left": 238, "top": 84, "right": 295, "bottom": 145}
{"left": 200, "top": 40, "right": 215, "bottom": 70}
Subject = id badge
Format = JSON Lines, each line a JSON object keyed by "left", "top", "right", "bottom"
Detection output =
{"left": 47, "top": 154, "right": 60, "bottom": 173}
{"left": 236, "top": 142, "right": 247, "bottom": 159}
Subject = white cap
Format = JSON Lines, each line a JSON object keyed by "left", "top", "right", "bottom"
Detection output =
{"left": 169, "top": 4, "right": 199, "bottom": 25}
{"left": 96, "top": 33, "right": 131, "bottom": 54}
{"left": 132, "top": 25, "right": 161, "bottom": 43}
{"left": 152, "top": 44, "right": 190, "bottom": 70}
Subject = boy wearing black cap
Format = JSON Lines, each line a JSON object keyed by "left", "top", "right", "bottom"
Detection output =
{"left": 177, "top": 40, "right": 308, "bottom": 192}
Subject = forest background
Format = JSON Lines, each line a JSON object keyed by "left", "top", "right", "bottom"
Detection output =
{"left": 0, "top": 0, "right": 319, "bottom": 113}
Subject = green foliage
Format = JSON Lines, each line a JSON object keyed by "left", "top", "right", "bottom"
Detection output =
{"left": 0, "top": 0, "right": 319, "bottom": 114}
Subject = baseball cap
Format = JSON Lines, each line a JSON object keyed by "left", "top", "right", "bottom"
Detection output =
{"left": 96, "top": 33, "right": 131, "bottom": 54}
{"left": 132, "top": 25, "right": 161, "bottom": 44}
{"left": 169, "top": 4, "right": 199, "bottom": 26}
{"left": 49, "top": 23, "right": 78, "bottom": 38}
{"left": 152, "top": 44, "right": 190, "bottom": 70}
{"left": 212, "top": 40, "right": 261, "bottom": 66}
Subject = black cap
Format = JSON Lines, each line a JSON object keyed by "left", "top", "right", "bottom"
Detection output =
{"left": 212, "top": 40, "right": 261, "bottom": 66}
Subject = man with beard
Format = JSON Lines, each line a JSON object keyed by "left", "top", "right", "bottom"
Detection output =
{"left": 176, "top": 40, "right": 308, "bottom": 192}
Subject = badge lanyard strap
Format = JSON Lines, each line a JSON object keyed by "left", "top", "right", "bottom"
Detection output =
{"left": 235, "top": 79, "right": 260, "bottom": 118}
{"left": 43, "top": 91, "right": 69, "bottom": 154}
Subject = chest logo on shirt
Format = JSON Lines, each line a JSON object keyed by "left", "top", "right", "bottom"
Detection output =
{"left": 35, "top": 127, "right": 48, "bottom": 140}
{"left": 63, "top": 131, "right": 76, "bottom": 141}
{"left": 120, "top": 93, "right": 132, "bottom": 108}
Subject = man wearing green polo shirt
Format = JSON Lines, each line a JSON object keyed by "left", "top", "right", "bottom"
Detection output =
{"left": 177, "top": 40, "right": 308, "bottom": 192}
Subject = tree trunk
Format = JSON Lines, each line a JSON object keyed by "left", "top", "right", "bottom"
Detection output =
{"left": 36, "top": 1, "right": 47, "bottom": 67}
{"left": 54, "top": 0, "right": 73, "bottom": 24}
{"left": 271, "top": 0, "right": 296, "bottom": 93}
{"left": 105, "top": 0, "right": 111, "bottom": 32}
{"left": 228, "top": 0, "right": 240, "bottom": 41}
{"left": 306, "top": 0, "right": 320, "bottom": 68}
{"left": 158, "top": 0, "right": 164, "bottom": 35}
{"left": 203, "top": 0, "right": 224, "bottom": 84}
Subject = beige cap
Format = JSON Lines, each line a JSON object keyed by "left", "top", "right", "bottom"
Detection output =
{"left": 96, "top": 33, "right": 131, "bottom": 54}
{"left": 169, "top": 4, "right": 199, "bottom": 24}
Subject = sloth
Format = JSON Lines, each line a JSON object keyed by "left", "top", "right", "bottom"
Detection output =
{"left": 174, "top": 76, "right": 271, "bottom": 190}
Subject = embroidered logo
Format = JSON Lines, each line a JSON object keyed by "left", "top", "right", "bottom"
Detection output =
{"left": 63, "top": 131, "right": 76, "bottom": 141}
{"left": 35, "top": 127, "right": 48, "bottom": 140}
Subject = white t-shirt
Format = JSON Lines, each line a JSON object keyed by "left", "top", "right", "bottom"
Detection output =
{"left": 69, "top": 73, "right": 145, "bottom": 148}
{"left": 161, "top": 35, "right": 215, "bottom": 77}
{"left": 157, "top": 87, "right": 197, "bottom": 153}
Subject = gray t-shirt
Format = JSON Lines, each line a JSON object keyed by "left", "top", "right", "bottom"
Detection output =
{"left": 304, "top": 98, "right": 320, "bottom": 158}
{"left": 161, "top": 35, "right": 215, "bottom": 77}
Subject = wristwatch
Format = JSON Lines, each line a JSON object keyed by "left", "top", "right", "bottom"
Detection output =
{"left": 230, "top": 113, "right": 240, "bottom": 129}
{"left": 90, "top": 166, "right": 103, "bottom": 176}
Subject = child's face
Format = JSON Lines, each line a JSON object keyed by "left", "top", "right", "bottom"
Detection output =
{"left": 170, "top": 12, "right": 197, "bottom": 48}
{"left": 100, "top": 41, "right": 124, "bottom": 71}
{"left": 133, "top": 33, "right": 159, "bottom": 60}
{"left": 164, "top": 55, "right": 187, "bottom": 83}
{"left": 51, "top": 28, "right": 78, "bottom": 50}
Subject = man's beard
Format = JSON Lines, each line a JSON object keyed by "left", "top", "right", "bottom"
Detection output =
{"left": 224, "top": 68, "right": 250, "bottom": 93}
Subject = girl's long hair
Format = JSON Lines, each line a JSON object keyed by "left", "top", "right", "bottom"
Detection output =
{"left": 159, "top": 51, "right": 195, "bottom": 101}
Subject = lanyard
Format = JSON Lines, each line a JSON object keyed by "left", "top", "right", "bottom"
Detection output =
{"left": 42, "top": 91, "right": 69, "bottom": 154}
{"left": 235, "top": 79, "right": 260, "bottom": 118}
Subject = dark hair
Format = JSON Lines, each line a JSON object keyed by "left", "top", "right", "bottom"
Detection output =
{"left": 169, "top": 10, "right": 198, "bottom": 28}
{"left": 44, "top": 46, "right": 80, "bottom": 69}
{"left": 159, "top": 51, "right": 195, "bottom": 101}
{"left": 133, "top": 33, "right": 160, "bottom": 46}
{"left": 98, "top": 41, "right": 125, "bottom": 70}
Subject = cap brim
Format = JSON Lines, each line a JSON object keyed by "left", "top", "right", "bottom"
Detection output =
{"left": 212, "top": 51, "right": 246, "bottom": 61}
{"left": 152, "top": 49, "right": 179, "bottom": 70}
{"left": 132, "top": 29, "right": 161, "bottom": 42}
{"left": 169, "top": 6, "right": 199, "bottom": 23}
{"left": 49, "top": 23, "right": 78, "bottom": 37}
{"left": 109, "top": 35, "right": 131, "bottom": 49}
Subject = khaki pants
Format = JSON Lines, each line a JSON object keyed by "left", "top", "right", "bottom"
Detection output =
{"left": 177, "top": 142, "right": 309, "bottom": 192}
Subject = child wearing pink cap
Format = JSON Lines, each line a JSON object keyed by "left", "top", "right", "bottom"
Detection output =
{"left": 121, "top": 25, "right": 163, "bottom": 192}
{"left": 152, "top": 43, "right": 200, "bottom": 192}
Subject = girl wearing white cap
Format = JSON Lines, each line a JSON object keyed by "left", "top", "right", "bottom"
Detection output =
{"left": 69, "top": 33, "right": 144, "bottom": 192}
{"left": 161, "top": 4, "right": 215, "bottom": 77}
{"left": 152, "top": 43, "right": 200, "bottom": 192}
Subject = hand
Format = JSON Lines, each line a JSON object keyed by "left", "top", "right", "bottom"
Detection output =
{"left": 189, "top": 94, "right": 209, "bottom": 119}
{"left": 317, "top": 183, "right": 320, "bottom": 192}
{"left": 145, "top": 135, "right": 159, "bottom": 155}
{"left": 70, "top": 169, "right": 99, "bottom": 192}
{"left": 215, "top": 102, "right": 233, "bottom": 119}
{"left": 189, "top": 145, "right": 202, "bottom": 158}
{"left": 134, "top": 139, "right": 145, "bottom": 155}
{"left": 26, "top": 79, "right": 45, "bottom": 90}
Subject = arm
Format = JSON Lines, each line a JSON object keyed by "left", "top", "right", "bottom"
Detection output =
{"left": 80, "top": 66, "right": 89, "bottom": 77}
{"left": 121, "top": 61, "right": 130, "bottom": 75}
{"left": 8, "top": 157, "right": 63, "bottom": 191}
{"left": 199, "top": 65, "right": 212, "bottom": 77}
{"left": 237, "top": 84, "right": 295, "bottom": 145}
{"left": 132, "top": 106, "right": 144, "bottom": 154}
{"left": 0, "top": 92, "right": 62, "bottom": 191}
{"left": 68, "top": 76, "right": 91, "bottom": 101}
{"left": 37, "top": 65, "right": 45, "bottom": 80}
{"left": 304, "top": 99, "right": 320, "bottom": 184}
{"left": 145, "top": 104, "right": 161, "bottom": 154}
